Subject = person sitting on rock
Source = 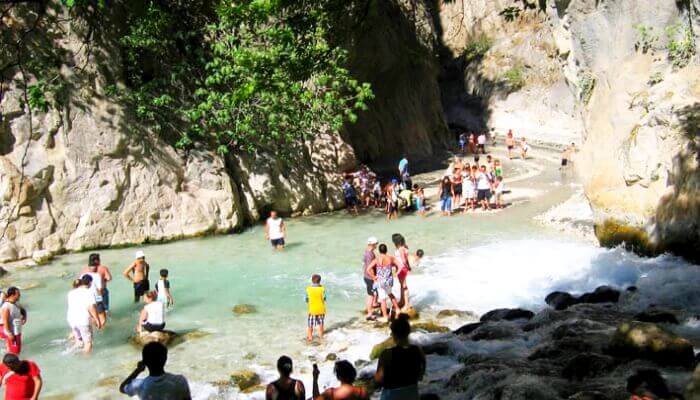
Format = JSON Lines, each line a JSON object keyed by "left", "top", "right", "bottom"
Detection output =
{"left": 313, "top": 360, "right": 368, "bottom": 400}
{"left": 137, "top": 291, "right": 165, "bottom": 334}
{"left": 120, "top": 342, "right": 191, "bottom": 399}
{"left": 265, "top": 355, "right": 305, "bottom": 400}
{"left": 375, "top": 314, "right": 425, "bottom": 400}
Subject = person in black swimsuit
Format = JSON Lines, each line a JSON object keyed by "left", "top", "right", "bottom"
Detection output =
{"left": 266, "top": 356, "right": 305, "bottom": 400}
{"left": 375, "top": 314, "right": 426, "bottom": 400}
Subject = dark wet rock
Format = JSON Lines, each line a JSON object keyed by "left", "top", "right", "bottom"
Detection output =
{"left": 454, "top": 322, "right": 482, "bottom": 335}
{"left": 551, "top": 319, "right": 612, "bottom": 341}
{"left": 633, "top": 311, "right": 679, "bottom": 325}
{"left": 607, "top": 322, "right": 694, "bottom": 367}
{"left": 448, "top": 365, "right": 563, "bottom": 400}
{"left": 0, "top": 267, "right": 8, "bottom": 277}
{"left": 422, "top": 342, "right": 450, "bottom": 356}
{"left": 436, "top": 309, "right": 478, "bottom": 319}
{"left": 232, "top": 304, "right": 257, "bottom": 315}
{"left": 528, "top": 337, "right": 595, "bottom": 362}
{"left": 568, "top": 391, "right": 612, "bottom": 400}
{"left": 480, "top": 308, "right": 534, "bottom": 322}
{"left": 685, "top": 363, "right": 700, "bottom": 399}
{"left": 546, "top": 291, "right": 579, "bottom": 311}
{"left": 579, "top": 286, "right": 620, "bottom": 305}
{"left": 471, "top": 323, "right": 521, "bottom": 342}
{"left": 420, "top": 395, "right": 440, "bottom": 400}
{"left": 626, "top": 286, "right": 638, "bottom": 292}
{"left": 626, "top": 369, "right": 674, "bottom": 398}
{"left": 562, "top": 353, "right": 619, "bottom": 381}
{"left": 523, "top": 308, "right": 578, "bottom": 332}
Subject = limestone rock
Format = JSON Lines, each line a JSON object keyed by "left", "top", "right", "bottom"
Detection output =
{"left": 607, "top": 321, "right": 694, "bottom": 367}
{"left": 411, "top": 321, "right": 450, "bottom": 333}
{"left": 129, "top": 330, "right": 177, "bottom": 347}
{"left": 31, "top": 250, "right": 52, "bottom": 265}
{"left": 232, "top": 304, "right": 257, "bottom": 315}
{"left": 369, "top": 337, "right": 394, "bottom": 360}
{"left": 230, "top": 369, "right": 261, "bottom": 391}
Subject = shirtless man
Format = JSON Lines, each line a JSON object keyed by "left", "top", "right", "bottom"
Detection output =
{"left": 123, "top": 251, "right": 150, "bottom": 303}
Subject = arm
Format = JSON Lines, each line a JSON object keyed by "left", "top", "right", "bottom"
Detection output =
{"left": 280, "top": 221, "right": 286, "bottom": 238}
{"left": 165, "top": 286, "right": 174, "bottom": 306}
{"left": 374, "top": 354, "right": 385, "bottom": 386}
{"left": 296, "top": 380, "right": 306, "bottom": 400}
{"left": 264, "top": 221, "right": 270, "bottom": 240}
{"left": 403, "top": 248, "right": 411, "bottom": 271}
{"left": 366, "top": 259, "right": 378, "bottom": 280}
{"left": 89, "top": 304, "right": 102, "bottom": 329}
{"left": 103, "top": 267, "right": 113, "bottom": 283}
{"left": 123, "top": 262, "right": 135, "bottom": 282}
{"left": 30, "top": 375, "right": 42, "bottom": 400}
{"left": 139, "top": 308, "right": 148, "bottom": 324}
{"left": 119, "top": 362, "right": 145, "bottom": 395}
{"left": 265, "top": 384, "right": 275, "bottom": 400}
{"left": 312, "top": 364, "right": 321, "bottom": 398}
{"left": 2, "top": 308, "right": 12, "bottom": 339}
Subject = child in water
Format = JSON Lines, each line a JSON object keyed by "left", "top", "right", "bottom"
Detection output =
{"left": 305, "top": 274, "right": 326, "bottom": 342}
{"left": 156, "top": 269, "right": 174, "bottom": 308}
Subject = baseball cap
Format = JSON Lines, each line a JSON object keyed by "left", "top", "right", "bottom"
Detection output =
{"left": 367, "top": 237, "right": 378, "bottom": 245}
{"left": 135, "top": 250, "right": 145, "bottom": 259}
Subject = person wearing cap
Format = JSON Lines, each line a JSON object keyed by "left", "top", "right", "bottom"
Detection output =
{"left": 363, "top": 237, "right": 379, "bottom": 321}
{"left": 0, "top": 353, "right": 42, "bottom": 400}
{"left": 66, "top": 276, "right": 102, "bottom": 353}
{"left": 123, "top": 251, "right": 151, "bottom": 303}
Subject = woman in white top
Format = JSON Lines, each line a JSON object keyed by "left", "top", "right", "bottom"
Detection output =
{"left": 138, "top": 291, "right": 165, "bottom": 333}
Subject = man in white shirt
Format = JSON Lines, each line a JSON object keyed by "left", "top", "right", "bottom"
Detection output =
{"left": 120, "top": 342, "right": 191, "bottom": 400}
{"left": 67, "top": 275, "right": 102, "bottom": 353}
{"left": 265, "top": 211, "right": 286, "bottom": 250}
{"left": 477, "top": 132, "right": 487, "bottom": 154}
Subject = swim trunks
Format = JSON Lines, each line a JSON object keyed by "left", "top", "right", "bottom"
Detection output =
{"left": 397, "top": 267, "right": 409, "bottom": 281}
{"left": 134, "top": 280, "right": 150, "bottom": 300}
{"left": 308, "top": 314, "right": 325, "bottom": 327}
{"left": 454, "top": 184, "right": 462, "bottom": 195}
{"left": 142, "top": 322, "right": 166, "bottom": 332}
{"left": 270, "top": 238, "right": 285, "bottom": 247}
{"left": 95, "top": 301, "right": 106, "bottom": 314}
{"left": 477, "top": 189, "right": 489, "bottom": 201}
{"left": 0, "top": 331, "right": 21, "bottom": 354}
{"left": 364, "top": 278, "right": 376, "bottom": 296}
{"left": 561, "top": 159, "right": 568, "bottom": 166}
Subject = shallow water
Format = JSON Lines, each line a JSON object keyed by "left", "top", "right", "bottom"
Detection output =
{"left": 4, "top": 152, "right": 694, "bottom": 399}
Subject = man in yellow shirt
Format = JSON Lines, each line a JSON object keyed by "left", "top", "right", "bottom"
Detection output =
{"left": 305, "top": 274, "right": 326, "bottom": 342}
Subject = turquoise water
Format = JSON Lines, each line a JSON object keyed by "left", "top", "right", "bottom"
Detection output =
{"left": 3, "top": 153, "right": 592, "bottom": 399}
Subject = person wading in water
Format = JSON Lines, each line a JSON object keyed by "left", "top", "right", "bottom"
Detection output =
{"left": 123, "top": 250, "right": 150, "bottom": 303}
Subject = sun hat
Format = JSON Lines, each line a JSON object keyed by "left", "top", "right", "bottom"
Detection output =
{"left": 367, "top": 237, "right": 378, "bottom": 245}
{"left": 135, "top": 250, "right": 145, "bottom": 259}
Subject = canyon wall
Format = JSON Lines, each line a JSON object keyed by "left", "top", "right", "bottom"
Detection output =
{"left": 435, "top": 0, "right": 699, "bottom": 261}
{"left": 0, "top": 1, "right": 449, "bottom": 263}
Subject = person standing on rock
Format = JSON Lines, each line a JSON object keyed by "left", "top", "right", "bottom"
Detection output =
{"left": 265, "top": 211, "right": 286, "bottom": 251}
{"left": 265, "top": 355, "right": 305, "bottom": 400}
{"left": 80, "top": 262, "right": 107, "bottom": 328}
{"left": 363, "top": 237, "right": 379, "bottom": 321}
{"left": 374, "top": 314, "right": 425, "bottom": 400}
{"left": 80, "top": 253, "right": 112, "bottom": 315}
{"left": 392, "top": 234, "right": 411, "bottom": 311}
{"left": 120, "top": 342, "right": 191, "bottom": 399}
{"left": 137, "top": 291, "right": 165, "bottom": 334}
{"left": 398, "top": 156, "right": 411, "bottom": 190}
{"left": 0, "top": 288, "right": 25, "bottom": 354}
{"left": 67, "top": 276, "right": 102, "bottom": 353}
{"left": 366, "top": 245, "right": 400, "bottom": 323}
{"left": 124, "top": 250, "right": 150, "bottom": 303}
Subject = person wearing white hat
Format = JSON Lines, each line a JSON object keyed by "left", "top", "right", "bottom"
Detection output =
{"left": 363, "top": 237, "right": 379, "bottom": 321}
{"left": 123, "top": 250, "right": 151, "bottom": 303}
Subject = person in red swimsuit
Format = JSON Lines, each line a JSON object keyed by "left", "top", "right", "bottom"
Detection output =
{"left": 0, "top": 353, "right": 42, "bottom": 400}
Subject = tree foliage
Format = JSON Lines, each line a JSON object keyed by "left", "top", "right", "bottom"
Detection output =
{"left": 119, "top": 0, "right": 373, "bottom": 156}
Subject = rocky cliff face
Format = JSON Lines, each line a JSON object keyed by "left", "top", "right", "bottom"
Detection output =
{"left": 435, "top": 0, "right": 699, "bottom": 261}
{"left": 0, "top": 1, "right": 449, "bottom": 263}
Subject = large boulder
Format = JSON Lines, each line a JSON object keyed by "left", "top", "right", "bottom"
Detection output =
{"left": 607, "top": 322, "right": 694, "bottom": 367}
{"left": 562, "top": 353, "right": 618, "bottom": 381}
{"left": 454, "top": 322, "right": 482, "bottom": 336}
{"left": 578, "top": 286, "right": 620, "bottom": 305}
{"left": 480, "top": 308, "right": 534, "bottom": 322}
{"left": 129, "top": 330, "right": 177, "bottom": 347}
{"left": 545, "top": 291, "right": 579, "bottom": 311}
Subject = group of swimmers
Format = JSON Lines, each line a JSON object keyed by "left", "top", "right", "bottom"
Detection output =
{"left": 65, "top": 251, "right": 174, "bottom": 353}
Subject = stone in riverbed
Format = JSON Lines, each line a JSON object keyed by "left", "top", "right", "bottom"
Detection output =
{"left": 369, "top": 337, "right": 394, "bottom": 360}
{"left": 411, "top": 321, "right": 450, "bottom": 333}
{"left": 545, "top": 291, "right": 579, "bottom": 311}
{"left": 400, "top": 307, "right": 419, "bottom": 320}
{"left": 129, "top": 330, "right": 177, "bottom": 347}
{"left": 562, "top": 353, "right": 618, "bottom": 381}
{"left": 480, "top": 308, "right": 534, "bottom": 322}
{"left": 232, "top": 304, "right": 257, "bottom": 315}
{"left": 633, "top": 310, "right": 679, "bottom": 325}
{"left": 454, "top": 322, "right": 482, "bottom": 336}
{"left": 568, "top": 391, "right": 611, "bottom": 400}
{"left": 230, "top": 369, "right": 261, "bottom": 391}
{"left": 578, "top": 286, "right": 620, "bottom": 305}
{"left": 422, "top": 342, "right": 450, "bottom": 356}
{"left": 607, "top": 321, "right": 694, "bottom": 367}
{"left": 436, "top": 309, "right": 478, "bottom": 319}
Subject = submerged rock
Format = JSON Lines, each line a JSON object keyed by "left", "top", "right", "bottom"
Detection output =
{"left": 579, "top": 286, "right": 620, "bottom": 305}
{"left": 568, "top": 391, "right": 611, "bottom": 400}
{"left": 607, "top": 322, "right": 694, "bottom": 367}
{"left": 230, "top": 369, "right": 261, "bottom": 391}
{"left": 436, "top": 309, "right": 478, "bottom": 319}
{"left": 480, "top": 308, "right": 534, "bottom": 322}
{"left": 129, "top": 330, "right": 177, "bottom": 347}
{"left": 454, "top": 322, "right": 482, "bottom": 336}
{"left": 545, "top": 292, "right": 579, "bottom": 311}
{"left": 369, "top": 337, "right": 394, "bottom": 360}
{"left": 232, "top": 304, "right": 257, "bottom": 315}
{"left": 633, "top": 311, "right": 679, "bottom": 325}
{"left": 411, "top": 321, "right": 450, "bottom": 333}
{"left": 471, "top": 323, "right": 521, "bottom": 342}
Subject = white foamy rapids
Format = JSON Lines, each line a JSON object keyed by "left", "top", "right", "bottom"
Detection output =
{"left": 410, "top": 239, "right": 699, "bottom": 316}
